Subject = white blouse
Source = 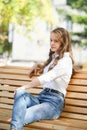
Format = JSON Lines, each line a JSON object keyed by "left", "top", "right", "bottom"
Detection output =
{"left": 37, "top": 52, "right": 73, "bottom": 96}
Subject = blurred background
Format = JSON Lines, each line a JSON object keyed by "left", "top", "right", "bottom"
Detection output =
{"left": 0, "top": 0, "right": 87, "bottom": 69}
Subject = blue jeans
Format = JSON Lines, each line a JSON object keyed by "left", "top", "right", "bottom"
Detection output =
{"left": 10, "top": 89, "right": 64, "bottom": 130}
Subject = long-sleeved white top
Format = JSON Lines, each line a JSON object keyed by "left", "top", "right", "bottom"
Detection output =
{"left": 37, "top": 52, "right": 73, "bottom": 96}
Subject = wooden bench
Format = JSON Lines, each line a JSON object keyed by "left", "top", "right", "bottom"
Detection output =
{"left": 0, "top": 65, "right": 87, "bottom": 130}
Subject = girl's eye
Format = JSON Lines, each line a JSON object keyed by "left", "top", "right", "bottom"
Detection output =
{"left": 54, "top": 40, "right": 58, "bottom": 43}
{"left": 50, "top": 39, "right": 58, "bottom": 43}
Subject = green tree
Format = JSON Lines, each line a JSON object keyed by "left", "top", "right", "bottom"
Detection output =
{"left": 67, "top": 0, "right": 87, "bottom": 46}
{"left": 0, "top": 0, "right": 54, "bottom": 55}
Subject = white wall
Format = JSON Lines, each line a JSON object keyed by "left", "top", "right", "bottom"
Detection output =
{"left": 12, "top": 23, "right": 50, "bottom": 62}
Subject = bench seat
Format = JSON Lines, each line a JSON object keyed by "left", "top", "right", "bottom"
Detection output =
{"left": 0, "top": 65, "right": 87, "bottom": 130}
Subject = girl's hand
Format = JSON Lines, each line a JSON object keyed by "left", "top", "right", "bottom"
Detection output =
{"left": 16, "top": 86, "right": 26, "bottom": 91}
{"left": 14, "top": 85, "right": 28, "bottom": 96}
{"left": 28, "top": 63, "right": 43, "bottom": 78}
{"left": 28, "top": 64, "right": 38, "bottom": 78}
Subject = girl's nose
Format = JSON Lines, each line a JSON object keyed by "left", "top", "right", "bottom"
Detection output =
{"left": 51, "top": 41, "right": 54, "bottom": 45}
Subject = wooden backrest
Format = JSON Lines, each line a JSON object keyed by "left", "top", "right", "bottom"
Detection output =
{"left": 0, "top": 65, "right": 87, "bottom": 121}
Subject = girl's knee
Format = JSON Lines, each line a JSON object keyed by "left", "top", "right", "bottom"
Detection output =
{"left": 14, "top": 89, "right": 28, "bottom": 99}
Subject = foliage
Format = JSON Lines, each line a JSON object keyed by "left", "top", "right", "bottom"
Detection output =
{"left": 67, "top": 0, "right": 87, "bottom": 46}
{"left": 67, "top": 0, "right": 87, "bottom": 12}
{"left": 3, "top": 39, "right": 12, "bottom": 54}
{"left": 0, "top": 0, "right": 54, "bottom": 54}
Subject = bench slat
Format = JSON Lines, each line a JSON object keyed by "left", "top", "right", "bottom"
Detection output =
{"left": 61, "top": 112, "right": 87, "bottom": 120}
{"left": 73, "top": 73, "right": 87, "bottom": 79}
{"left": 70, "top": 79, "right": 87, "bottom": 86}
{"left": 63, "top": 105, "right": 87, "bottom": 114}
{"left": 0, "top": 68, "right": 29, "bottom": 74}
{"left": 0, "top": 65, "right": 31, "bottom": 69}
{"left": 66, "top": 92, "right": 87, "bottom": 99}
{"left": 0, "top": 103, "right": 12, "bottom": 109}
{"left": 0, "top": 98, "right": 14, "bottom": 105}
{"left": 0, "top": 73, "right": 30, "bottom": 80}
{"left": 67, "top": 85, "right": 87, "bottom": 93}
{"left": 0, "top": 79, "right": 29, "bottom": 86}
{"left": 56, "top": 118, "right": 87, "bottom": 129}
{"left": 65, "top": 98, "right": 87, "bottom": 107}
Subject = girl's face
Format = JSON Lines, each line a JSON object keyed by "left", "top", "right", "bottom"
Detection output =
{"left": 50, "top": 32, "right": 61, "bottom": 54}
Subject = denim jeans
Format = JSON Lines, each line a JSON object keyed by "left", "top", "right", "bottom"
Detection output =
{"left": 10, "top": 89, "right": 64, "bottom": 130}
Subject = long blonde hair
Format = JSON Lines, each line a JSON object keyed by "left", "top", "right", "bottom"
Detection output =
{"left": 29, "top": 27, "right": 74, "bottom": 77}
{"left": 44, "top": 27, "right": 74, "bottom": 68}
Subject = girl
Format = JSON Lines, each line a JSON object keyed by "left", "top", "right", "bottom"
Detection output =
{"left": 10, "top": 27, "right": 73, "bottom": 130}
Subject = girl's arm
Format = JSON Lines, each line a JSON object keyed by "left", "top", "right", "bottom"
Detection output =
{"left": 16, "top": 77, "right": 41, "bottom": 91}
